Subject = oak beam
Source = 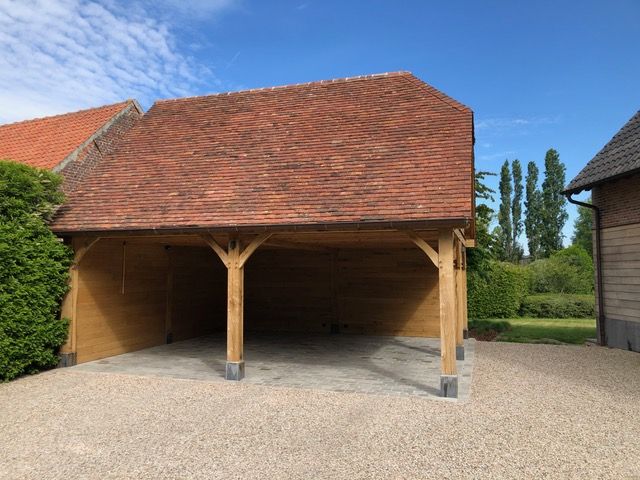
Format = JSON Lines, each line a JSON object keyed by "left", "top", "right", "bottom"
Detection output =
{"left": 238, "top": 233, "right": 272, "bottom": 268}
{"left": 404, "top": 230, "right": 439, "bottom": 267}
{"left": 462, "top": 246, "right": 469, "bottom": 338}
{"left": 59, "top": 236, "right": 101, "bottom": 366}
{"left": 202, "top": 234, "right": 270, "bottom": 381}
{"left": 226, "top": 237, "right": 244, "bottom": 380}
{"left": 438, "top": 229, "right": 458, "bottom": 397}
{"left": 201, "top": 234, "right": 229, "bottom": 267}
{"left": 455, "top": 237, "right": 465, "bottom": 360}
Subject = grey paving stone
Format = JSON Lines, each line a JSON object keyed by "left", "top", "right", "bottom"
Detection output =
{"left": 73, "top": 334, "right": 475, "bottom": 400}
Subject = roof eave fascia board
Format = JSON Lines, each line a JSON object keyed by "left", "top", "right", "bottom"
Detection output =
{"left": 51, "top": 217, "right": 472, "bottom": 238}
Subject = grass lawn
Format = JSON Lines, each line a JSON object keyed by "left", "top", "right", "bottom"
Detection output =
{"left": 495, "top": 317, "right": 596, "bottom": 345}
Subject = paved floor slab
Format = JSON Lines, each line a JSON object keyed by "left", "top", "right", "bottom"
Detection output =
{"left": 73, "top": 334, "right": 475, "bottom": 399}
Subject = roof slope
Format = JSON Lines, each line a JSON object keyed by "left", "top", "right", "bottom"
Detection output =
{"left": 51, "top": 72, "right": 474, "bottom": 233}
{"left": 566, "top": 110, "right": 640, "bottom": 193}
{"left": 0, "top": 101, "right": 136, "bottom": 170}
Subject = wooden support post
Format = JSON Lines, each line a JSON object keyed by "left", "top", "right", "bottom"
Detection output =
{"left": 462, "top": 246, "right": 469, "bottom": 338}
{"left": 455, "top": 237, "right": 465, "bottom": 360}
{"left": 165, "top": 246, "right": 173, "bottom": 344}
{"left": 201, "top": 232, "right": 271, "bottom": 380}
{"left": 226, "top": 236, "right": 245, "bottom": 380}
{"left": 438, "top": 229, "right": 458, "bottom": 398}
{"left": 59, "top": 237, "right": 100, "bottom": 367}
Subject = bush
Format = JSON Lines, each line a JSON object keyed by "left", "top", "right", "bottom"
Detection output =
{"left": 468, "top": 319, "right": 511, "bottom": 342}
{"left": 527, "top": 245, "right": 594, "bottom": 294}
{"left": 520, "top": 294, "right": 595, "bottom": 318}
{"left": 0, "top": 160, "right": 72, "bottom": 381}
{"left": 468, "top": 261, "right": 528, "bottom": 319}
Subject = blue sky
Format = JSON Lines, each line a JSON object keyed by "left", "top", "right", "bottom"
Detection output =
{"left": 1, "top": 0, "right": 639, "bottom": 243}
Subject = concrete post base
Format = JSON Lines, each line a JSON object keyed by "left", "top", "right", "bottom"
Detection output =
{"left": 225, "top": 361, "right": 245, "bottom": 381}
{"left": 58, "top": 352, "right": 77, "bottom": 368}
{"left": 456, "top": 345, "right": 465, "bottom": 360}
{"left": 440, "top": 375, "right": 458, "bottom": 398}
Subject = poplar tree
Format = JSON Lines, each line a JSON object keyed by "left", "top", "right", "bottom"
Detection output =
{"left": 496, "top": 160, "right": 512, "bottom": 261}
{"left": 511, "top": 159, "right": 524, "bottom": 261}
{"left": 541, "top": 148, "right": 568, "bottom": 256}
{"left": 525, "top": 161, "right": 543, "bottom": 259}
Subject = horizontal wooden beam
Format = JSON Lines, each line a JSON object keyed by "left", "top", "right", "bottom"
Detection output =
{"left": 404, "top": 230, "right": 439, "bottom": 267}
{"left": 264, "top": 238, "right": 332, "bottom": 252}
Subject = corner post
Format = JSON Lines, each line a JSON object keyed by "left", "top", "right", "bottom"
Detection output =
{"left": 226, "top": 236, "right": 245, "bottom": 380}
{"left": 438, "top": 229, "right": 458, "bottom": 397}
{"left": 462, "top": 246, "right": 469, "bottom": 339}
{"left": 455, "top": 237, "right": 465, "bottom": 360}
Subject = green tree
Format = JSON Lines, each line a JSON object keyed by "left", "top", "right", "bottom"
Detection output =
{"left": 541, "top": 149, "right": 568, "bottom": 256}
{"left": 0, "top": 160, "right": 72, "bottom": 381}
{"left": 467, "top": 170, "right": 497, "bottom": 270}
{"left": 495, "top": 160, "right": 513, "bottom": 261}
{"left": 511, "top": 159, "right": 524, "bottom": 261}
{"left": 525, "top": 161, "right": 543, "bottom": 260}
{"left": 572, "top": 199, "right": 593, "bottom": 257}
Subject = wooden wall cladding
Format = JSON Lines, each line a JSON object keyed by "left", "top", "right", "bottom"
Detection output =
{"left": 169, "top": 246, "right": 227, "bottom": 341}
{"left": 75, "top": 241, "right": 441, "bottom": 363}
{"left": 245, "top": 248, "right": 440, "bottom": 337}
{"left": 76, "top": 239, "right": 168, "bottom": 363}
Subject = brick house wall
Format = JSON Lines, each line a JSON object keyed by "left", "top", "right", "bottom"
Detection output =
{"left": 56, "top": 103, "right": 142, "bottom": 192}
{"left": 592, "top": 173, "right": 640, "bottom": 229}
{"left": 592, "top": 172, "right": 640, "bottom": 352}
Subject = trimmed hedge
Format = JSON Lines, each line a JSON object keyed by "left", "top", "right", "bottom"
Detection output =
{"left": 520, "top": 294, "right": 595, "bottom": 319}
{"left": 468, "top": 261, "right": 528, "bottom": 319}
{"left": 0, "top": 160, "right": 72, "bottom": 381}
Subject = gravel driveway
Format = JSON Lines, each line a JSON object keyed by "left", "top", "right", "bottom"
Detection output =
{"left": 1, "top": 342, "right": 639, "bottom": 479}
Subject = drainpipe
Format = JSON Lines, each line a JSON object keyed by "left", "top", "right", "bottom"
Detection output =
{"left": 565, "top": 193, "right": 606, "bottom": 346}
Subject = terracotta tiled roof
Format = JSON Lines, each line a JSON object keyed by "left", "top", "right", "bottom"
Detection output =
{"left": 0, "top": 101, "right": 135, "bottom": 170}
{"left": 51, "top": 72, "right": 474, "bottom": 233}
{"left": 565, "top": 110, "right": 640, "bottom": 193}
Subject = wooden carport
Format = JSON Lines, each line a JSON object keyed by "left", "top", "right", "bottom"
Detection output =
{"left": 59, "top": 226, "right": 470, "bottom": 396}
{"left": 51, "top": 71, "right": 475, "bottom": 397}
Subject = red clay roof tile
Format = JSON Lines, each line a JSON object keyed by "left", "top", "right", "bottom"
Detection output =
{"left": 0, "top": 101, "right": 135, "bottom": 170}
{"left": 51, "top": 72, "right": 474, "bottom": 233}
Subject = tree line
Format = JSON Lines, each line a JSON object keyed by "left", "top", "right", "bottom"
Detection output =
{"left": 474, "top": 148, "right": 592, "bottom": 265}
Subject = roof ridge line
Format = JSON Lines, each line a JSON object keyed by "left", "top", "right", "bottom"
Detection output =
{"left": 399, "top": 74, "right": 471, "bottom": 113}
{"left": 0, "top": 100, "right": 135, "bottom": 128}
{"left": 154, "top": 71, "right": 412, "bottom": 104}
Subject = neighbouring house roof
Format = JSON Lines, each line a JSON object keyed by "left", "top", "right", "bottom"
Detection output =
{"left": 0, "top": 101, "right": 141, "bottom": 171}
{"left": 51, "top": 72, "right": 475, "bottom": 234}
{"left": 565, "top": 110, "right": 640, "bottom": 194}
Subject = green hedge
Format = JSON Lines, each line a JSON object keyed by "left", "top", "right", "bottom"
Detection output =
{"left": 527, "top": 245, "right": 594, "bottom": 294}
{"left": 468, "top": 261, "right": 528, "bottom": 319}
{"left": 520, "top": 294, "right": 595, "bottom": 318}
{"left": 0, "top": 160, "right": 72, "bottom": 381}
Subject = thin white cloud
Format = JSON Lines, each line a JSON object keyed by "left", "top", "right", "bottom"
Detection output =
{"left": 0, "top": 0, "right": 233, "bottom": 124}
{"left": 478, "top": 151, "right": 517, "bottom": 162}
{"left": 476, "top": 115, "right": 560, "bottom": 131}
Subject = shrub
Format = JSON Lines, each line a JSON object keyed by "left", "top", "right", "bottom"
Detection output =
{"left": 527, "top": 245, "right": 594, "bottom": 294}
{"left": 0, "top": 160, "right": 72, "bottom": 381}
{"left": 468, "top": 261, "right": 528, "bottom": 319}
{"left": 468, "top": 319, "right": 511, "bottom": 342}
{"left": 520, "top": 294, "right": 595, "bottom": 318}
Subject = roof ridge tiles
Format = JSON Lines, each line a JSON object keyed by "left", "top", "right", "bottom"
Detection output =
{"left": 154, "top": 71, "right": 412, "bottom": 105}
